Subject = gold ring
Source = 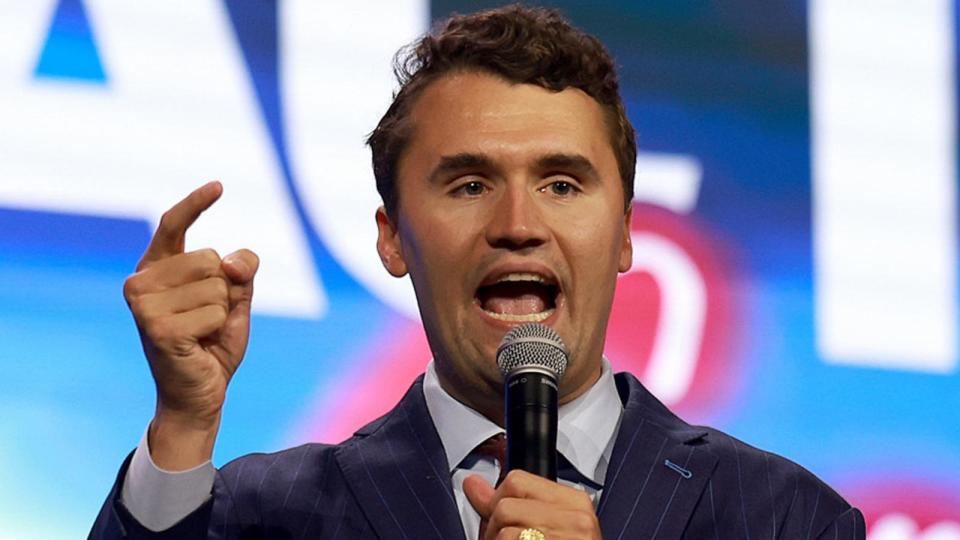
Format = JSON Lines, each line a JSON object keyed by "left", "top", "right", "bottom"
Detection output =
{"left": 519, "top": 528, "right": 545, "bottom": 540}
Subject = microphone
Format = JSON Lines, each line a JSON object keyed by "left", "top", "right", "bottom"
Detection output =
{"left": 496, "top": 323, "right": 568, "bottom": 481}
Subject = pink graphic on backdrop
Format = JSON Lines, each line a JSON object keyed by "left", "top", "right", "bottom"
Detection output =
{"left": 294, "top": 315, "right": 433, "bottom": 444}
{"left": 606, "top": 203, "right": 742, "bottom": 420}
{"left": 848, "top": 480, "right": 960, "bottom": 539}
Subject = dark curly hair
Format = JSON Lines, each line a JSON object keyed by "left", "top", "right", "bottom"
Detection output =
{"left": 367, "top": 4, "right": 636, "bottom": 218}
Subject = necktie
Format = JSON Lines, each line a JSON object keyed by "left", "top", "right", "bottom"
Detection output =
{"left": 474, "top": 435, "right": 602, "bottom": 488}
{"left": 474, "top": 433, "right": 508, "bottom": 486}
{"left": 473, "top": 434, "right": 507, "bottom": 539}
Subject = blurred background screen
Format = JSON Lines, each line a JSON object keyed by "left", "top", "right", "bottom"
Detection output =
{"left": 1, "top": 1, "right": 958, "bottom": 537}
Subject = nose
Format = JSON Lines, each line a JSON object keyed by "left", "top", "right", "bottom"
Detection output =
{"left": 484, "top": 182, "right": 549, "bottom": 250}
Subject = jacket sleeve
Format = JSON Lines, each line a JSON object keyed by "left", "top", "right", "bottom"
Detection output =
{"left": 815, "top": 507, "right": 867, "bottom": 540}
{"left": 776, "top": 466, "right": 865, "bottom": 540}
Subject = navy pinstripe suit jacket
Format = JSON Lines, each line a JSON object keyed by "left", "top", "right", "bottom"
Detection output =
{"left": 90, "top": 373, "right": 865, "bottom": 539}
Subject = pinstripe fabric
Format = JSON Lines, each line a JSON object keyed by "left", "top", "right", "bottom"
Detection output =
{"left": 90, "top": 373, "right": 864, "bottom": 539}
{"left": 595, "top": 375, "right": 864, "bottom": 539}
{"left": 597, "top": 376, "right": 715, "bottom": 538}
{"left": 333, "top": 384, "right": 464, "bottom": 539}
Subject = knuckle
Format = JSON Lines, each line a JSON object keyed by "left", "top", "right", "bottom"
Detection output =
{"left": 208, "top": 281, "right": 230, "bottom": 315}
{"left": 126, "top": 296, "right": 146, "bottom": 319}
{"left": 490, "top": 498, "right": 518, "bottom": 521}
{"left": 499, "top": 471, "right": 524, "bottom": 495}
{"left": 570, "top": 510, "right": 597, "bottom": 530}
{"left": 214, "top": 276, "right": 230, "bottom": 299}
{"left": 198, "top": 248, "right": 221, "bottom": 267}
{"left": 157, "top": 210, "right": 176, "bottom": 235}
{"left": 122, "top": 275, "right": 141, "bottom": 301}
{"left": 144, "top": 317, "right": 173, "bottom": 342}
{"left": 214, "top": 303, "right": 229, "bottom": 322}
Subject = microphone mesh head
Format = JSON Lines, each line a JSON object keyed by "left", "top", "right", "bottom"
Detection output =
{"left": 496, "top": 323, "right": 568, "bottom": 379}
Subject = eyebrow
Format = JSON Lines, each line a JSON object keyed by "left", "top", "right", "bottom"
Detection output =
{"left": 427, "top": 152, "right": 601, "bottom": 184}
{"left": 428, "top": 153, "right": 495, "bottom": 184}
{"left": 536, "top": 153, "right": 600, "bottom": 183}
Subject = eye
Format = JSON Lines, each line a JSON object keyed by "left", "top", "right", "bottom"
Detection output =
{"left": 455, "top": 180, "right": 487, "bottom": 197}
{"left": 542, "top": 179, "right": 579, "bottom": 197}
{"left": 551, "top": 181, "right": 573, "bottom": 195}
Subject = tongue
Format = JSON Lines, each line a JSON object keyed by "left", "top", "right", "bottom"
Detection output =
{"left": 483, "top": 293, "right": 547, "bottom": 315}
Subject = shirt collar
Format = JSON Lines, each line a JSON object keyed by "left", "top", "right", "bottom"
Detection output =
{"left": 422, "top": 358, "right": 623, "bottom": 486}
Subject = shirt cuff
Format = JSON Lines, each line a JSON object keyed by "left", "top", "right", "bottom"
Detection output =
{"left": 119, "top": 428, "right": 216, "bottom": 532}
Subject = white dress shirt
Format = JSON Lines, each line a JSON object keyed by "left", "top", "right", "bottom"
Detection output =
{"left": 121, "top": 359, "right": 623, "bottom": 537}
{"left": 423, "top": 359, "right": 623, "bottom": 536}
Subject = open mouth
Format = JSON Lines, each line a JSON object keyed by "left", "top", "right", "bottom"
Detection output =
{"left": 475, "top": 272, "right": 559, "bottom": 323}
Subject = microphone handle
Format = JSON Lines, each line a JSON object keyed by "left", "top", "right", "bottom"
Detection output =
{"left": 505, "top": 369, "right": 558, "bottom": 481}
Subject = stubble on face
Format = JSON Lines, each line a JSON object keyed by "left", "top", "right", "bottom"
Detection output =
{"left": 376, "top": 71, "right": 632, "bottom": 423}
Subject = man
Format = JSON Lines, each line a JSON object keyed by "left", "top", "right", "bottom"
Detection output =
{"left": 91, "top": 6, "right": 864, "bottom": 539}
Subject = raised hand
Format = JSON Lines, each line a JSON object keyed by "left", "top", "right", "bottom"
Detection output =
{"left": 122, "top": 182, "right": 259, "bottom": 469}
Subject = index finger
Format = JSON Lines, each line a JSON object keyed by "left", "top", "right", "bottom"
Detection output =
{"left": 139, "top": 181, "right": 223, "bottom": 269}
{"left": 493, "top": 470, "right": 588, "bottom": 508}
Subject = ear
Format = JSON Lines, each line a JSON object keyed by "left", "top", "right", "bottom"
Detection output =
{"left": 618, "top": 206, "right": 633, "bottom": 273}
{"left": 376, "top": 206, "right": 408, "bottom": 277}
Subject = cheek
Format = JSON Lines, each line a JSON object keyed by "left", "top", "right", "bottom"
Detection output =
{"left": 400, "top": 219, "right": 476, "bottom": 298}
{"left": 564, "top": 212, "right": 626, "bottom": 275}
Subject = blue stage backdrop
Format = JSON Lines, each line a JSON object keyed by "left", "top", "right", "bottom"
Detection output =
{"left": 1, "top": 1, "right": 957, "bottom": 537}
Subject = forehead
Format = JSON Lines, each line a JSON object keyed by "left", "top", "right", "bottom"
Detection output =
{"left": 399, "top": 71, "right": 618, "bottom": 173}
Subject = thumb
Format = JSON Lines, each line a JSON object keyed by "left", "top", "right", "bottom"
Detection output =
{"left": 221, "top": 249, "right": 259, "bottom": 284}
{"left": 211, "top": 249, "right": 259, "bottom": 366}
{"left": 463, "top": 474, "right": 496, "bottom": 519}
{"left": 222, "top": 249, "right": 259, "bottom": 325}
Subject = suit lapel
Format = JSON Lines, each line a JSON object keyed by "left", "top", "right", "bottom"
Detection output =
{"left": 598, "top": 374, "right": 718, "bottom": 539}
{"left": 334, "top": 376, "right": 465, "bottom": 540}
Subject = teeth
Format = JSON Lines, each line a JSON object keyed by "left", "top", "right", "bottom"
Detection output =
{"left": 483, "top": 308, "right": 555, "bottom": 322}
{"left": 496, "top": 273, "right": 549, "bottom": 284}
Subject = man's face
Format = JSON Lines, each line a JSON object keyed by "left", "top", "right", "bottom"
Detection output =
{"left": 376, "top": 71, "right": 632, "bottom": 419}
